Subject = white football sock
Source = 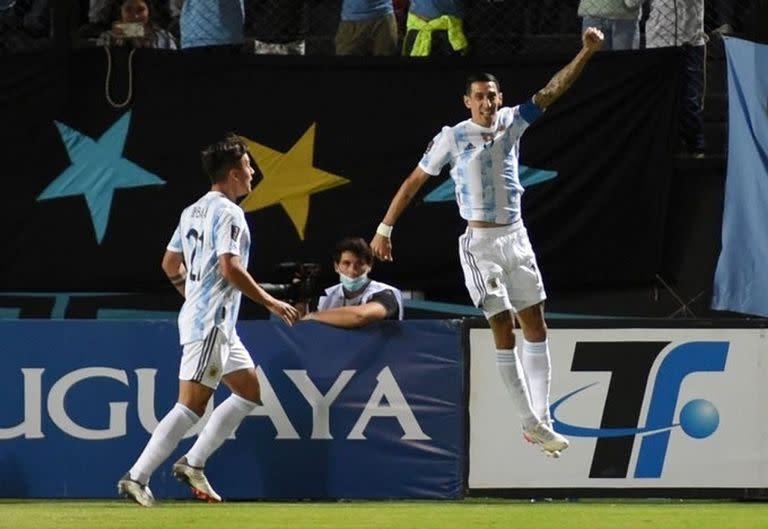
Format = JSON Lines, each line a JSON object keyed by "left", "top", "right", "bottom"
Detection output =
{"left": 496, "top": 348, "right": 538, "bottom": 430}
{"left": 185, "top": 393, "right": 258, "bottom": 468}
{"left": 129, "top": 403, "right": 199, "bottom": 485}
{"left": 522, "top": 339, "right": 552, "bottom": 423}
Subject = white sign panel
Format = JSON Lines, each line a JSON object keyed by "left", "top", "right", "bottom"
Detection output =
{"left": 468, "top": 328, "right": 768, "bottom": 488}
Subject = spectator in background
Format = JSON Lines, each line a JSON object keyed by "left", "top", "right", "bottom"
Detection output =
{"left": 167, "top": 0, "right": 181, "bottom": 38}
{"left": 577, "top": 0, "right": 641, "bottom": 49}
{"left": 74, "top": 0, "right": 111, "bottom": 40}
{"left": 402, "top": 0, "right": 467, "bottom": 56}
{"left": 97, "top": 0, "right": 177, "bottom": 49}
{"left": 247, "top": 0, "right": 306, "bottom": 55}
{"left": 393, "top": 0, "right": 408, "bottom": 42}
{"left": 335, "top": 0, "right": 398, "bottom": 56}
{"left": 301, "top": 237, "right": 403, "bottom": 327}
{"left": 88, "top": 0, "right": 112, "bottom": 26}
{"left": 646, "top": 0, "right": 706, "bottom": 157}
{"left": 178, "top": 0, "right": 244, "bottom": 51}
{"left": 85, "top": 0, "right": 170, "bottom": 30}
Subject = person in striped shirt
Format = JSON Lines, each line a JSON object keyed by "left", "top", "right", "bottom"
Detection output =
{"left": 118, "top": 134, "right": 298, "bottom": 506}
{"left": 371, "top": 27, "right": 604, "bottom": 458}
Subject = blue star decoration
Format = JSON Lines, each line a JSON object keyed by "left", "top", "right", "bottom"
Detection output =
{"left": 423, "top": 165, "right": 557, "bottom": 202}
{"left": 37, "top": 111, "right": 166, "bottom": 244}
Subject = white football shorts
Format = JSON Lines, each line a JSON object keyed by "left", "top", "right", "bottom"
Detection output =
{"left": 179, "top": 328, "right": 255, "bottom": 389}
{"left": 458, "top": 221, "right": 547, "bottom": 318}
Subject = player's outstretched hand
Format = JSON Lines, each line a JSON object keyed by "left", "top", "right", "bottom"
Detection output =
{"left": 582, "top": 27, "right": 604, "bottom": 52}
{"left": 371, "top": 233, "right": 393, "bottom": 262}
{"left": 268, "top": 299, "right": 300, "bottom": 326}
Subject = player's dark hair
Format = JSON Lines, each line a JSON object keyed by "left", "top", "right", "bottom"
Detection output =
{"left": 201, "top": 133, "right": 249, "bottom": 184}
{"left": 333, "top": 237, "right": 374, "bottom": 265}
{"left": 465, "top": 73, "right": 501, "bottom": 95}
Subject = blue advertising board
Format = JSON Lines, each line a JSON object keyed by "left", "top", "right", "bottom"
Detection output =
{"left": 0, "top": 320, "right": 464, "bottom": 499}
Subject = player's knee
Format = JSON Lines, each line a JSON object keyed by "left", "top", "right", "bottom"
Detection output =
{"left": 487, "top": 310, "right": 515, "bottom": 349}
{"left": 237, "top": 385, "right": 261, "bottom": 406}
{"left": 525, "top": 326, "right": 547, "bottom": 343}
{"left": 224, "top": 368, "right": 261, "bottom": 404}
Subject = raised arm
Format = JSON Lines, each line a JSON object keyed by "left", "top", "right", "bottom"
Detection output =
{"left": 533, "top": 27, "right": 604, "bottom": 110}
{"left": 370, "top": 165, "right": 431, "bottom": 262}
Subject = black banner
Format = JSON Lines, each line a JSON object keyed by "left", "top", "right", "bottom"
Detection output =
{"left": 0, "top": 48, "right": 681, "bottom": 306}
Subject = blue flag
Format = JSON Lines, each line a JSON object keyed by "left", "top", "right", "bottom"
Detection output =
{"left": 712, "top": 37, "right": 768, "bottom": 317}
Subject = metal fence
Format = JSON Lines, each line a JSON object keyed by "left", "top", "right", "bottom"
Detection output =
{"left": 0, "top": 0, "right": 759, "bottom": 56}
{"left": 1, "top": 0, "right": 761, "bottom": 157}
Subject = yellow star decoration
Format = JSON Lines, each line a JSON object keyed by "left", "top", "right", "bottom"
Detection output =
{"left": 239, "top": 124, "right": 349, "bottom": 240}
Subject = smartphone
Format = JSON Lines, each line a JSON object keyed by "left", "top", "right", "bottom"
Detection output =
{"left": 115, "top": 22, "right": 145, "bottom": 38}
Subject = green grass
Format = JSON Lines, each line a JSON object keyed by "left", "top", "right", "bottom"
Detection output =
{"left": 1, "top": 499, "right": 767, "bottom": 529}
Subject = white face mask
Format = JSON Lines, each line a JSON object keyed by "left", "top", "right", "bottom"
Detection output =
{"left": 339, "top": 272, "right": 369, "bottom": 293}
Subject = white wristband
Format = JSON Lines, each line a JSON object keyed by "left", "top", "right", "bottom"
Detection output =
{"left": 376, "top": 222, "right": 393, "bottom": 238}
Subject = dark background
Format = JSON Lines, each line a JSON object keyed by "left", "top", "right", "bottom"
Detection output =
{"left": 2, "top": 46, "right": 724, "bottom": 320}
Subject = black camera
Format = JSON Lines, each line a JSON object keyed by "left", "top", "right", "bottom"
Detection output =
{"left": 260, "top": 262, "right": 321, "bottom": 304}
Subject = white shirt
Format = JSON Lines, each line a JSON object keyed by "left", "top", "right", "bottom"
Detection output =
{"left": 318, "top": 280, "right": 404, "bottom": 320}
{"left": 418, "top": 102, "right": 542, "bottom": 225}
{"left": 646, "top": 0, "right": 706, "bottom": 47}
{"left": 167, "top": 191, "right": 250, "bottom": 344}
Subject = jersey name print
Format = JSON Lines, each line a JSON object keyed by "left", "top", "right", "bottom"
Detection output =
{"left": 167, "top": 191, "right": 251, "bottom": 344}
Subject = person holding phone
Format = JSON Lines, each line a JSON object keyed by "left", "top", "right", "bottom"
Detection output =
{"left": 97, "top": 0, "right": 177, "bottom": 49}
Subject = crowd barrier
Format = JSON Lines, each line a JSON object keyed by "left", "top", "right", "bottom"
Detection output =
{"left": 3, "top": 318, "right": 767, "bottom": 499}
{"left": 0, "top": 320, "right": 464, "bottom": 499}
{"left": 468, "top": 320, "right": 768, "bottom": 497}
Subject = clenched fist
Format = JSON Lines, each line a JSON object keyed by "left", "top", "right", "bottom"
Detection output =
{"left": 582, "top": 27, "right": 605, "bottom": 52}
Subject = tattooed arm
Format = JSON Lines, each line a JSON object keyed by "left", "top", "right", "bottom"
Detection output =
{"left": 162, "top": 250, "right": 187, "bottom": 297}
{"left": 533, "top": 27, "right": 604, "bottom": 110}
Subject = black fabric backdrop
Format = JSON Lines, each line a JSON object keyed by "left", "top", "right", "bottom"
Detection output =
{"left": 0, "top": 47, "right": 681, "bottom": 307}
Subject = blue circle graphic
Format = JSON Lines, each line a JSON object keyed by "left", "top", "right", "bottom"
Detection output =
{"left": 679, "top": 399, "right": 719, "bottom": 439}
{"left": 551, "top": 384, "right": 724, "bottom": 439}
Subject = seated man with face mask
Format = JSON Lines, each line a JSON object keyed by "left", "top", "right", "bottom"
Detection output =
{"left": 302, "top": 237, "right": 403, "bottom": 328}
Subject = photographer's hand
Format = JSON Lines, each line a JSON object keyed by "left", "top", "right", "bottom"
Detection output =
{"left": 300, "top": 303, "right": 387, "bottom": 328}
